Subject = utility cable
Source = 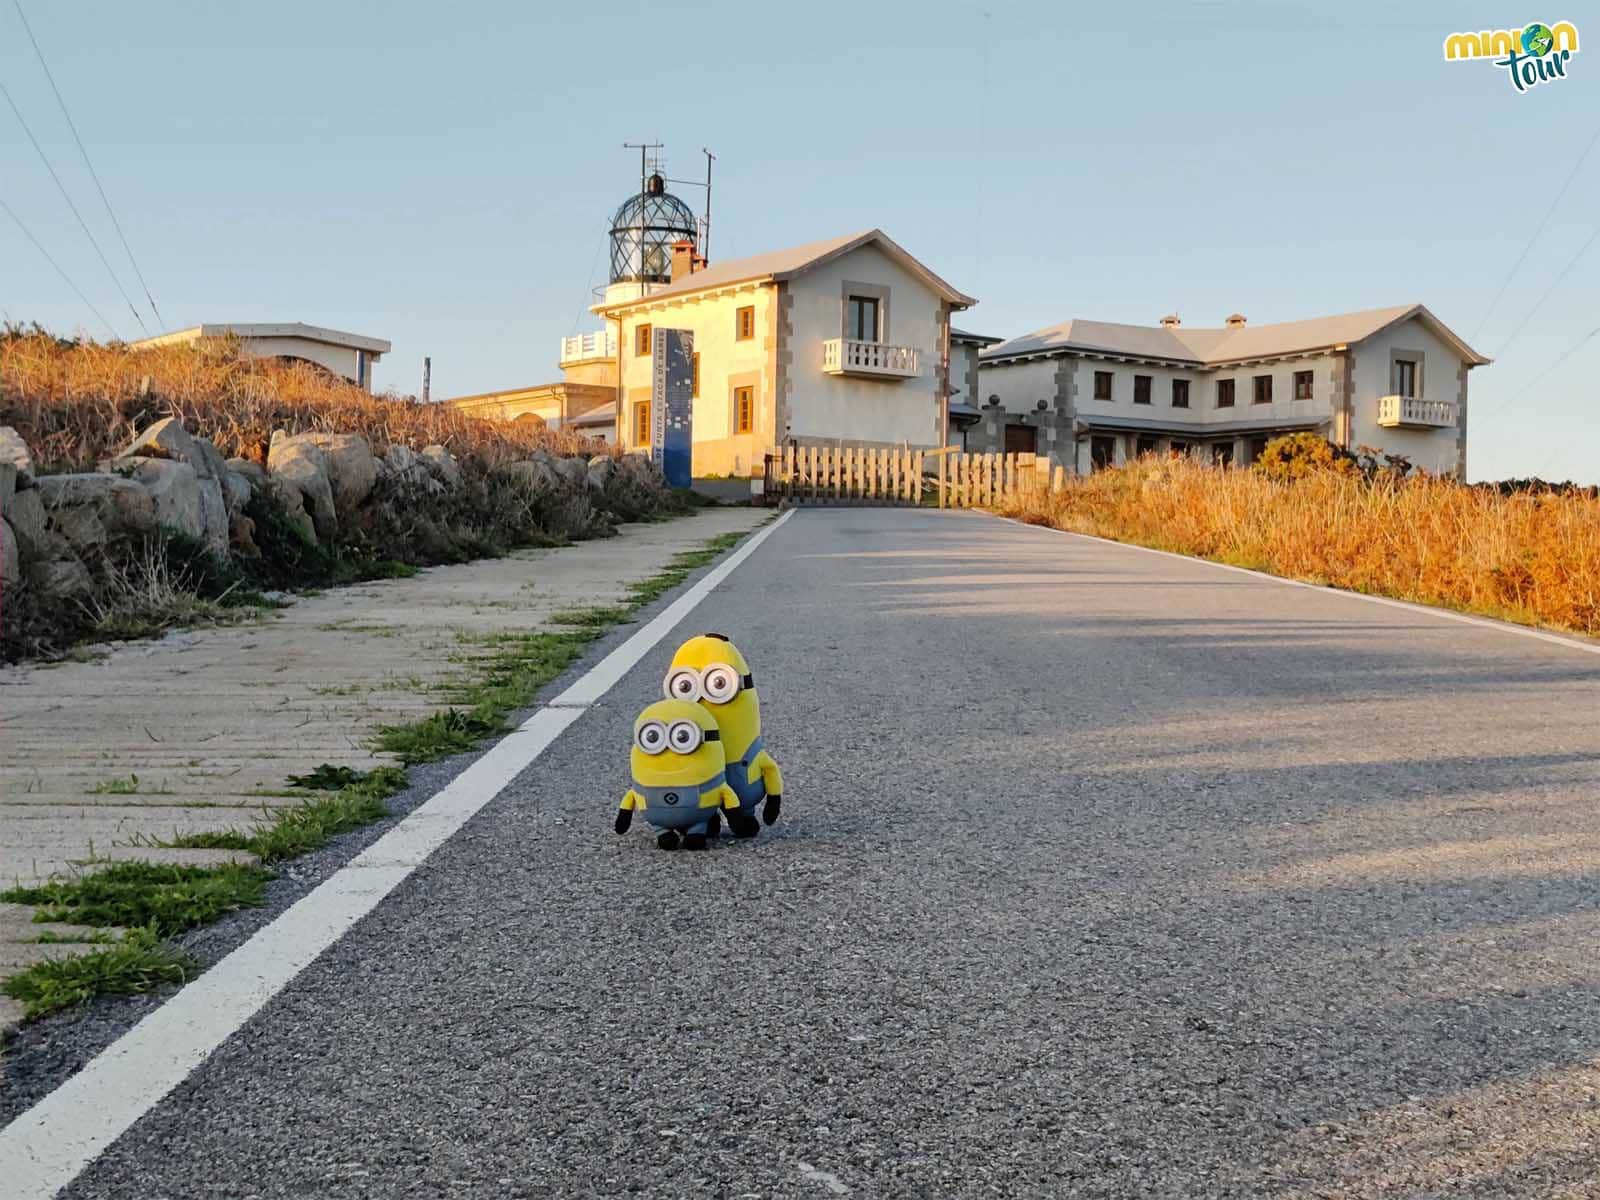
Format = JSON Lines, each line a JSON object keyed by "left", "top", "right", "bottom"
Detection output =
{"left": 12, "top": 0, "right": 162, "bottom": 327}
{"left": 0, "top": 192, "right": 121, "bottom": 338}
{"left": 1471, "top": 120, "right": 1600, "bottom": 342}
{"left": 1492, "top": 219, "right": 1600, "bottom": 359}
{"left": 0, "top": 76, "right": 146, "bottom": 334}
{"left": 1473, "top": 323, "right": 1600, "bottom": 422}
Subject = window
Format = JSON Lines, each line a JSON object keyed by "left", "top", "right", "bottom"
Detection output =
{"left": 1133, "top": 375, "right": 1152, "bottom": 405}
{"left": 1093, "top": 370, "right": 1113, "bottom": 400}
{"left": 1212, "top": 442, "right": 1235, "bottom": 467}
{"left": 633, "top": 401, "right": 651, "bottom": 446}
{"left": 1170, "top": 440, "right": 1189, "bottom": 456}
{"left": 634, "top": 323, "right": 652, "bottom": 356}
{"left": 733, "top": 385, "right": 754, "bottom": 434}
{"left": 1394, "top": 358, "right": 1417, "bottom": 398}
{"left": 1252, "top": 374, "right": 1272, "bottom": 405}
{"left": 1216, "top": 379, "right": 1235, "bottom": 408}
{"left": 1091, "top": 435, "right": 1117, "bottom": 470}
{"left": 1172, "top": 379, "right": 1190, "bottom": 408}
{"left": 1293, "top": 370, "right": 1313, "bottom": 400}
{"left": 736, "top": 305, "right": 755, "bottom": 340}
{"left": 846, "top": 295, "right": 880, "bottom": 343}
{"left": 1136, "top": 436, "right": 1159, "bottom": 458}
{"left": 692, "top": 352, "right": 700, "bottom": 398}
{"left": 1249, "top": 436, "right": 1269, "bottom": 464}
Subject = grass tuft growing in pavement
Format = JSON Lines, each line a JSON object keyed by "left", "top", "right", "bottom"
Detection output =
{"left": 154, "top": 767, "right": 409, "bottom": 863}
{"left": 2, "top": 928, "right": 197, "bottom": 1021}
{"left": 0, "top": 862, "right": 273, "bottom": 937}
{"left": 547, "top": 604, "right": 634, "bottom": 627}
{"left": 375, "top": 631, "right": 600, "bottom": 764}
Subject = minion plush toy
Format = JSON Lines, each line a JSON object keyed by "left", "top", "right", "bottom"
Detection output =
{"left": 615, "top": 699, "right": 758, "bottom": 850}
{"left": 664, "top": 634, "right": 783, "bottom": 831}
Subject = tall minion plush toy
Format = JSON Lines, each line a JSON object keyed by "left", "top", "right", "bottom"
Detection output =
{"left": 664, "top": 634, "right": 784, "bottom": 832}
{"left": 615, "top": 699, "right": 758, "bottom": 851}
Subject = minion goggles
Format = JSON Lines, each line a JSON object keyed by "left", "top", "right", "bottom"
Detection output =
{"left": 663, "top": 664, "right": 755, "bottom": 704}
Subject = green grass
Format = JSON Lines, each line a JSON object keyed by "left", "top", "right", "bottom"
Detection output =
{"left": 375, "top": 631, "right": 599, "bottom": 764}
{"left": 155, "top": 766, "right": 408, "bottom": 864}
{"left": 88, "top": 773, "right": 172, "bottom": 795}
{"left": 0, "top": 862, "right": 273, "bottom": 937}
{"left": 2, "top": 928, "right": 197, "bottom": 1021}
{"left": 547, "top": 604, "right": 633, "bottom": 627}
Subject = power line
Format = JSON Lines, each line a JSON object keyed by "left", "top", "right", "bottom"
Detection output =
{"left": 1470, "top": 120, "right": 1600, "bottom": 342}
{"left": 1474, "top": 323, "right": 1600, "bottom": 423}
{"left": 0, "top": 192, "right": 121, "bottom": 338}
{"left": 11, "top": 0, "right": 162, "bottom": 328}
{"left": 0, "top": 76, "right": 146, "bottom": 335}
{"left": 1492, "top": 219, "right": 1600, "bottom": 358}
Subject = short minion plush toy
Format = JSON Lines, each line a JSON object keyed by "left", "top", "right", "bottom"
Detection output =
{"left": 615, "top": 699, "right": 758, "bottom": 850}
{"left": 664, "top": 634, "right": 783, "bottom": 831}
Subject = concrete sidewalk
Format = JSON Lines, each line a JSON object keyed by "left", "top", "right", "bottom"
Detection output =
{"left": 0, "top": 508, "right": 767, "bottom": 1030}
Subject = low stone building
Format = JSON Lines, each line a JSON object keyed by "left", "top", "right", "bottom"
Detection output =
{"left": 977, "top": 305, "right": 1489, "bottom": 476}
{"left": 131, "top": 323, "right": 391, "bottom": 391}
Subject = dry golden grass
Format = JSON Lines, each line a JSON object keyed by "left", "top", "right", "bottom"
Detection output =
{"left": 999, "top": 457, "right": 1600, "bottom": 637}
{"left": 0, "top": 331, "right": 596, "bottom": 471}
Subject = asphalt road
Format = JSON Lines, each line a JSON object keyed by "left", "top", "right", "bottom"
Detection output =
{"left": 48, "top": 508, "right": 1600, "bottom": 1197}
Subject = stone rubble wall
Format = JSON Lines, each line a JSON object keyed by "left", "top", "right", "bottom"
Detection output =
{"left": 0, "top": 416, "right": 672, "bottom": 621}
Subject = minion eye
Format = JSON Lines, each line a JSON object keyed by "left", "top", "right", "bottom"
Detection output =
{"left": 665, "top": 668, "right": 702, "bottom": 702}
{"left": 667, "top": 720, "right": 702, "bottom": 753}
{"left": 701, "top": 665, "right": 740, "bottom": 703}
{"left": 635, "top": 720, "right": 668, "bottom": 755}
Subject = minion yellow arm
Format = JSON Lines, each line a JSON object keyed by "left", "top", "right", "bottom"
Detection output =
{"left": 753, "top": 750, "right": 783, "bottom": 797}
{"left": 615, "top": 789, "right": 643, "bottom": 834}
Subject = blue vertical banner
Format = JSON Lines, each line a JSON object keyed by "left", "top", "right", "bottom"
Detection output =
{"left": 651, "top": 328, "right": 694, "bottom": 488}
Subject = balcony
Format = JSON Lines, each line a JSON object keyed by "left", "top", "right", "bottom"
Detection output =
{"left": 1377, "top": 395, "right": 1457, "bottom": 429}
{"left": 559, "top": 330, "right": 617, "bottom": 365}
{"left": 822, "top": 338, "right": 918, "bottom": 379}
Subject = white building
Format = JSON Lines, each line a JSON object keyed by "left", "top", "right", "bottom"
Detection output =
{"left": 976, "top": 305, "right": 1489, "bottom": 476}
{"left": 131, "top": 322, "right": 390, "bottom": 391}
{"left": 594, "top": 227, "right": 975, "bottom": 476}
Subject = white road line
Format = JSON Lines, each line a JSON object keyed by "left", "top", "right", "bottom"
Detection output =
{"left": 0, "top": 509, "right": 793, "bottom": 1200}
{"left": 998, "top": 516, "right": 1600, "bottom": 657}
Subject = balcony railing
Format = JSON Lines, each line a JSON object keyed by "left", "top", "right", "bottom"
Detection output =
{"left": 821, "top": 338, "right": 918, "bottom": 379}
{"left": 559, "top": 330, "right": 617, "bottom": 365}
{"left": 1377, "top": 395, "right": 1457, "bottom": 429}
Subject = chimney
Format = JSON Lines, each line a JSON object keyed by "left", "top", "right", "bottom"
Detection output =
{"left": 1225, "top": 312, "right": 1248, "bottom": 328}
{"left": 670, "top": 239, "right": 697, "bottom": 283}
{"left": 1159, "top": 313, "right": 1181, "bottom": 328}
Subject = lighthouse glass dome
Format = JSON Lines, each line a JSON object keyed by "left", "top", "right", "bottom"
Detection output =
{"left": 609, "top": 174, "right": 700, "bottom": 284}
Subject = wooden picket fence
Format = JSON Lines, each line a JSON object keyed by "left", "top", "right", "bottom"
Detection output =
{"left": 762, "top": 447, "right": 1059, "bottom": 508}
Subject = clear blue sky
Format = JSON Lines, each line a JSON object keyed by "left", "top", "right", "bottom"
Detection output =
{"left": 2, "top": 1, "right": 1595, "bottom": 482}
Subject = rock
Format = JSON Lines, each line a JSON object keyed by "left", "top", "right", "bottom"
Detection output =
{"left": 49, "top": 504, "right": 107, "bottom": 552}
{"left": 27, "top": 555, "right": 91, "bottom": 599}
{"left": 223, "top": 469, "right": 254, "bottom": 513}
{"left": 35, "top": 474, "right": 157, "bottom": 536}
{"left": 5, "top": 487, "right": 46, "bottom": 558}
{"left": 292, "top": 433, "right": 376, "bottom": 511}
{"left": 383, "top": 445, "right": 422, "bottom": 478}
{"left": 553, "top": 457, "right": 588, "bottom": 486}
{"left": 197, "top": 476, "right": 229, "bottom": 554}
{"left": 128, "top": 458, "right": 203, "bottom": 541}
{"left": 267, "top": 433, "right": 337, "bottom": 539}
{"left": 276, "top": 484, "right": 317, "bottom": 544}
{"left": 113, "top": 417, "right": 229, "bottom": 485}
{"left": 0, "top": 462, "right": 15, "bottom": 518}
{"left": 504, "top": 459, "right": 560, "bottom": 493}
{"left": 585, "top": 458, "right": 615, "bottom": 493}
{"left": 227, "top": 458, "right": 269, "bottom": 489}
{"left": 0, "top": 426, "right": 34, "bottom": 484}
{"left": 230, "top": 512, "right": 259, "bottom": 558}
{"left": 420, "top": 444, "right": 461, "bottom": 488}
{"left": 0, "top": 518, "right": 17, "bottom": 585}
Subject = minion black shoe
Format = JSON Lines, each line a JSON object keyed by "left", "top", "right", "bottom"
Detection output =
{"left": 762, "top": 794, "right": 781, "bottom": 826}
{"left": 656, "top": 830, "right": 681, "bottom": 851}
{"left": 726, "top": 809, "right": 760, "bottom": 839}
{"left": 683, "top": 832, "right": 708, "bottom": 851}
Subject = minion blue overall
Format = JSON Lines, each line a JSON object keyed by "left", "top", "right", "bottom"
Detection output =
{"left": 614, "top": 699, "right": 758, "bottom": 850}
{"left": 664, "top": 634, "right": 784, "bottom": 833}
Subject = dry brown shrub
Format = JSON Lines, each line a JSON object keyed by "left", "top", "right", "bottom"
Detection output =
{"left": 0, "top": 331, "right": 601, "bottom": 471}
{"left": 1000, "top": 457, "right": 1600, "bottom": 636}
